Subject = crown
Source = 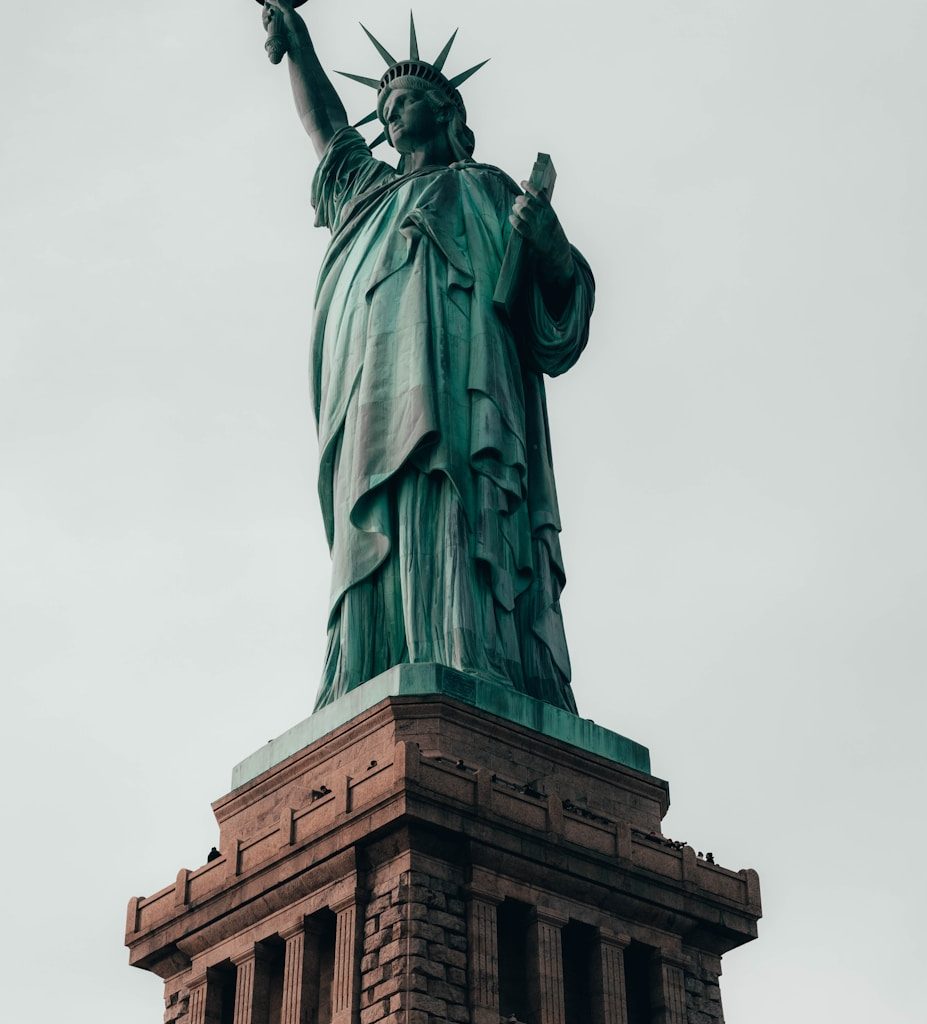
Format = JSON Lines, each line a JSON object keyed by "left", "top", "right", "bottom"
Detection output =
{"left": 335, "top": 13, "right": 489, "bottom": 149}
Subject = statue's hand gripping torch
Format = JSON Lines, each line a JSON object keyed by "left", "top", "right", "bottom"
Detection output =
{"left": 259, "top": 0, "right": 309, "bottom": 65}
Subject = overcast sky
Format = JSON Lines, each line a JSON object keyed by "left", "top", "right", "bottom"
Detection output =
{"left": 2, "top": 1, "right": 925, "bottom": 1020}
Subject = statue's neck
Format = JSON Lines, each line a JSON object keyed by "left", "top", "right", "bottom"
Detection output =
{"left": 405, "top": 133, "right": 455, "bottom": 173}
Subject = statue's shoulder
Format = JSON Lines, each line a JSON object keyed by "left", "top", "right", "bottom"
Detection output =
{"left": 454, "top": 161, "right": 521, "bottom": 196}
{"left": 452, "top": 162, "right": 521, "bottom": 216}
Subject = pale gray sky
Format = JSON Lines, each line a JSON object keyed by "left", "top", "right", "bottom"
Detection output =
{"left": 2, "top": 1, "right": 925, "bottom": 1020}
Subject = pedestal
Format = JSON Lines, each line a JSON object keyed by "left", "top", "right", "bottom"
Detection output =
{"left": 127, "top": 671, "right": 761, "bottom": 1024}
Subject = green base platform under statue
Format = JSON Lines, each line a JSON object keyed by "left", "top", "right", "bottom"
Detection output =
{"left": 232, "top": 663, "right": 651, "bottom": 789}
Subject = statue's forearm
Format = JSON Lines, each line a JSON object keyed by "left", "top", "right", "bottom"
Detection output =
{"left": 538, "top": 262, "right": 574, "bottom": 319}
{"left": 285, "top": 35, "right": 349, "bottom": 158}
{"left": 536, "top": 241, "right": 576, "bottom": 319}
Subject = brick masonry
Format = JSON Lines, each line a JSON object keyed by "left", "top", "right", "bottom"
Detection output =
{"left": 359, "top": 857, "right": 470, "bottom": 1024}
{"left": 126, "top": 696, "right": 761, "bottom": 1024}
{"left": 684, "top": 953, "right": 725, "bottom": 1024}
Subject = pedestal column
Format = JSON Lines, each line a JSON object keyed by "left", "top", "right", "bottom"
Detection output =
{"left": 467, "top": 888, "right": 502, "bottom": 1024}
{"left": 652, "top": 954, "right": 687, "bottom": 1024}
{"left": 281, "top": 921, "right": 322, "bottom": 1024}
{"left": 592, "top": 929, "right": 629, "bottom": 1024}
{"left": 331, "top": 893, "right": 363, "bottom": 1024}
{"left": 187, "top": 972, "right": 223, "bottom": 1024}
{"left": 527, "top": 909, "right": 567, "bottom": 1024}
{"left": 232, "top": 947, "right": 271, "bottom": 1024}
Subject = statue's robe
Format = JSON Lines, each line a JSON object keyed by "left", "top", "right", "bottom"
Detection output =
{"left": 310, "top": 128, "right": 594, "bottom": 712}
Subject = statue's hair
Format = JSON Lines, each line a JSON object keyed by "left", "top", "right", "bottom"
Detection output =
{"left": 377, "top": 76, "right": 476, "bottom": 172}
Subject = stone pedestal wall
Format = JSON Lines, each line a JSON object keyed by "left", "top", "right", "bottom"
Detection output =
{"left": 126, "top": 696, "right": 760, "bottom": 1024}
{"left": 359, "top": 852, "right": 470, "bottom": 1024}
{"left": 683, "top": 953, "right": 726, "bottom": 1024}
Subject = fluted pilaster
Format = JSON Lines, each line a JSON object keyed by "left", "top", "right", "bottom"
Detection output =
{"left": 653, "top": 956, "right": 687, "bottom": 1024}
{"left": 527, "top": 909, "right": 567, "bottom": 1024}
{"left": 187, "top": 971, "right": 223, "bottom": 1024}
{"left": 232, "top": 948, "right": 271, "bottom": 1024}
{"left": 331, "top": 894, "right": 363, "bottom": 1024}
{"left": 468, "top": 890, "right": 501, "bottom": 1024}
{"left": 281, "top": 921, "right": 322, "bottom": 1024}
{"left": 592, "top": 930, "right": 629, "bottom": 1024}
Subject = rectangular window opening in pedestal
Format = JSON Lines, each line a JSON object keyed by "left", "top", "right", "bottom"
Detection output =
{"left": 623, "top": 942, "right": 654, "bottom": 1024}
{"left": 497, "top": 898, "right": 531, "bottom": 1022}
{"left": 257, "top": 939, "right": 286, "bottom": 1024}
{"left": 314, "top": 908, "right": 337, "bottom": 1024}
{"left": 209, "top": 961, "right": 237, "bottom": 1024}
{"left": 562, "top": 921, "right": 596, "bottom": 1024}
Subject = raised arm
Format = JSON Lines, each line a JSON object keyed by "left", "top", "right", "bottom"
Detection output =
{"left": 262, "top": 1, "right": 349, "bottom": 159}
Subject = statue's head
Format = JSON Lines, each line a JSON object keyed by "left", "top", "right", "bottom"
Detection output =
{"left": 377, "top": 67, "right": 476, "bottom": 167}
{"left": 337, "top": 18, "right": 487, "bottom": 171}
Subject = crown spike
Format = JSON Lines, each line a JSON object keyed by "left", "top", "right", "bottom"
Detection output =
{"left": 353, "top": 110, "right": 380, "bottom": 128}
{"left": 360, "top": 23, "right": 397, "bottom": 66}
{"left": 368, "top": 130, "right": 389, "bottom": 150}
{"left": 409, "top": 11, "right": 420, "bottom": 61}
{"left": 432, "top": 29, "right": 458, "bottom": 72}
{"left": 447, "top": 58, "right": 490, "bottom": 89}
{"left": 335, "top": 70, "right": 382, "bottom": 89}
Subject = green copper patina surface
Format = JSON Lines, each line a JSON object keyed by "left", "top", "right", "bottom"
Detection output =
{"left": 261, "top": 4, "right": 595, "bottom": 717}
{"left": 231, "top": 664, "right": 651, "bottom": 789}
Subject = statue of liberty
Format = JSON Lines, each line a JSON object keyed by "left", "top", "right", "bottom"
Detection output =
{"left": 259, "top": 2, "right": 596, "bottom": 714}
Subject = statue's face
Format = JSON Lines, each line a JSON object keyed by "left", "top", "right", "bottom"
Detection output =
{"left": 383, "top": 88, "right": 445, "bottom": 152}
